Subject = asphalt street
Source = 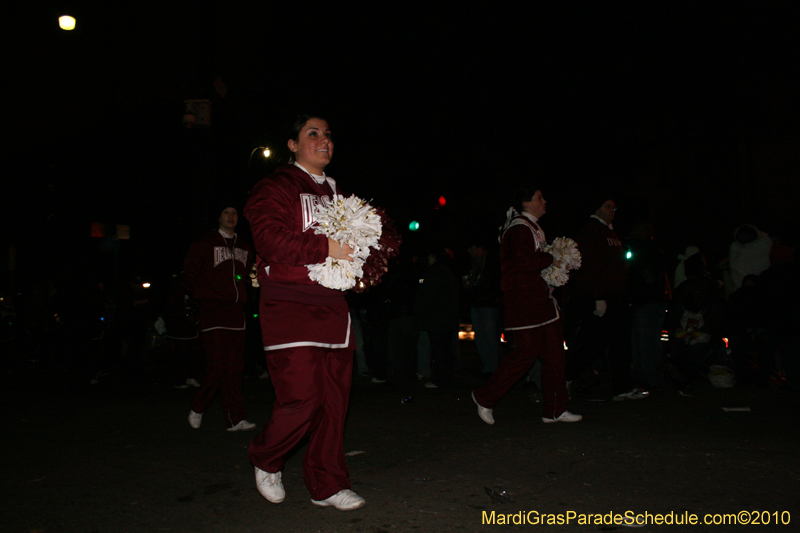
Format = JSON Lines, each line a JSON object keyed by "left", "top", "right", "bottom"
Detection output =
{"left": 3, "top": 343, "right": 798, "bottom": 533}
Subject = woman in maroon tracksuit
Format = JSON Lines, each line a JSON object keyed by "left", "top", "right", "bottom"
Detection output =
{"left": 244, "top": 115, "right": 365, "bottom": 511}
{"left": 472, "top": 186, "right": 582, "bottom": 424}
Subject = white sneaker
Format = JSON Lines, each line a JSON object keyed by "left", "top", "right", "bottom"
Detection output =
{"left": 254, "top": 467, "right": 284, "bottom": 503}
{"left": 227, "top": 419, "right": 257, "bottom": 432}
{"left": 542, "top": 410, "right": 583, "bottom": 423}
{"left": 471, "top": 392, "right": 494, "bottom": 425}
{"left": 186, "top": 378, "right": 201, "bottom": 388}
{"left": 311, "top": 489, "right": 365, "bottom": 511}
{"left": 188, "top": 410, "right": 202, "bottom": 429}
{"left": 613, "top": 388, "right": 649, "bottom": 401}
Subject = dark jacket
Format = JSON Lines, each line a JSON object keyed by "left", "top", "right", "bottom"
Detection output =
{"left": 414, "top": 262, "right": 460, "bottom": 332}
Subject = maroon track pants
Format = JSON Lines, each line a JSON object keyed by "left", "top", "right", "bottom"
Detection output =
{"left": 190, "top": 328, "right": 246, "bottom": 428}
{"left": 473, "top": 320, "right": 568, "bottom": 419}
{"left": 249, "top": 346, "right": 353, "bottom": 501}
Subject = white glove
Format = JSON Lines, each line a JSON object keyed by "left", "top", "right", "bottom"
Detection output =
{"left": 593, "top": 300, "right": 607, "bottom": 318}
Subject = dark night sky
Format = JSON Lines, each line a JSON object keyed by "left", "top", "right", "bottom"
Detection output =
{"left": 3, "top": 2, "right": 800, "bottom": 286}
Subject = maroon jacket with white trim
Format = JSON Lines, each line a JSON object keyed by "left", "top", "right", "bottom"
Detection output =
{"left": 182, "top": 229, "right": 252, "bottom": 331}
{"left": 501, "top": 213, "right": 560, "bottom": 330}
{"left": 244, "top": 164, "right": 346, "bottom": 305}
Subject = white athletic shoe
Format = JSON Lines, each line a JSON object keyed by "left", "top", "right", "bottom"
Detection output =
{"left": 255, "top": 467, "right": 285, "bottom": 503}
{"left": 613, "top": 388, "right": 649, "bottom": 401}
{"left": 227, "top": 419, "right": 257, "bottom": 432}
{"left": 471, "top": 392, "right": 495, "bottom": 425}
{"left": 542, "top": 410, "right": 583, "bottom": 423}
{"left": 311, "top": 489, "right": 365, "bottom": 511}
{"left": 188, "top": 410, "right": 202, "bottom": 429}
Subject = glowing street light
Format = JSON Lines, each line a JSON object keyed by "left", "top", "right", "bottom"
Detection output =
{"left": 248, "top": 146, "right": 272, "bottom": 176}
{"left": 59, "top": 16, "right": 76, "bottom": 31}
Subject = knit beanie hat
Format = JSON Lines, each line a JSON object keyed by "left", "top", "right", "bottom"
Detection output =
{"left": 590, "top": 192, "right": 615, "bottom": 214}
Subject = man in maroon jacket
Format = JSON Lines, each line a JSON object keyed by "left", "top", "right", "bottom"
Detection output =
{"left": 566, "top": 196, "right": 647, "bottom": 401}
{"left": 185, "top": 204, "right": 257, "bottom": 431}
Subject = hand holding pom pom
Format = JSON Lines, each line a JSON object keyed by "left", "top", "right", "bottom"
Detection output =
{"left": 541, "top": 237, "right": 581, "bottom": 287}
{"left": 306, "top": 194, "right": 399, "bottom": 291}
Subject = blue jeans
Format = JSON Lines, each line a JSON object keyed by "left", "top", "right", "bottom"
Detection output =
{"left": 471, "top": 307, "right": 502, "bottom": 373}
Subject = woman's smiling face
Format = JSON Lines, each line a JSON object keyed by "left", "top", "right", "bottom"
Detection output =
{"left": 288, "top": 118, "right": 333, "bottom": 175}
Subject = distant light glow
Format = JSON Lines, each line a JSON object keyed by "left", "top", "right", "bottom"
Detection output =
{"left": 438, "top": 196, "right": 446, "bottom": 206}
{"left": 262, "top": 148, "right": 271, "bottom": 158}
{"left": 59, "top": 16, "right": 76, "bottom": 30}
{"left": 626, "top": 251, "right": 633, "bottom": 259}
{"left": 409, "top": 221, "right": 420, "bottom": 231}
{"left": 142, "top": 282, "right": 151, "bottom": 289}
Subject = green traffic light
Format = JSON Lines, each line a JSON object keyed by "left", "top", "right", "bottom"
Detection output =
{"left": 409, "top": 221, "right": 420, "bottom": 231}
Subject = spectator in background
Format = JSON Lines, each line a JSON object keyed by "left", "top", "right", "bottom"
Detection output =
{"left": 160, "top": 273, "right": 203, "bottom": 389}
{"left": 414, "top": 247, "right": 460, "bottom": 388}
{"left": 566, "top": 194, "right": 645, "bottom": 401}
{"left": 673, "top": 245, "right": 700, "bottom": 289}
{"left": 464, "top": 235, "right": 503, "bottom": 375}
{"left": 626, "top": 221, "right": 670, "bottom": 390}
{"left": 184, "top": 203, "right": 256, "bottom": 432}
{"left": 664, "top": 253, "right": 725, "bottom": 394}
{"left": 383, "top": 256, "right": 422, "bottom": 386}
{"left": 740, "top": 244, "right": 799, "bottom": 386}
{"left": 727, "top": 224, "right": 773, "bottom": 296}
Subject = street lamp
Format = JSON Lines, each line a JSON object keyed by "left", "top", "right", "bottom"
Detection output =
{"left": 248, "top": 146, "right": 271, "bottom": 175}
{"left": 59, "top": 16, "right": 76, "bottom": 30}
{"left": 252, "top": 147, "right": 271, "bottom": 159}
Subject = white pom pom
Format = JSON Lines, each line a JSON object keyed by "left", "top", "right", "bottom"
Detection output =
{"left": 305, "top": 194, "right": 383, "bottom": 290}
{"left": 541, "top": 237, "right": 581, "bottom": 287}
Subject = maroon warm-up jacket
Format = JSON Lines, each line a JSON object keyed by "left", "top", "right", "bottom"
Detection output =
{"left": 183, "top": 229, "right": 252, "bottom": 331}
